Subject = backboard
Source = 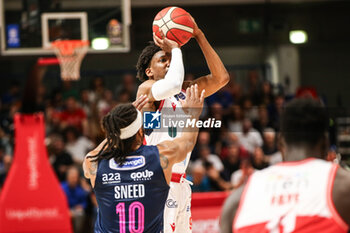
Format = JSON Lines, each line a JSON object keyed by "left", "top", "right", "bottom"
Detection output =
{"left": 0, "top": 0, "right": 131, "bottom": 55}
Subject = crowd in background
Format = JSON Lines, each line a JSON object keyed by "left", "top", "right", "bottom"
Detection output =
{"left": 0, "top": 70, "right": 336, "bottom": 232}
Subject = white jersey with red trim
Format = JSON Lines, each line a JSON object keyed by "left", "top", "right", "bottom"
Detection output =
{"left": 145, "top": 90, "right": 191, "bottom": 174}
{"left": 233, "top": 158, "right": 349, "bottom": 233}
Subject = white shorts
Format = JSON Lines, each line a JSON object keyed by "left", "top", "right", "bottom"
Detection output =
{"left": 164, "top": 178, "right": 192, "bottom": 233}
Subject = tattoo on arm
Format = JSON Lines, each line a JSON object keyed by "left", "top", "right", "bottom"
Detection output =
{"left": 160, "top": 154, "right": 169, "bottom": 169}
{"left": 89, "top": 162, "right": 97, "bottom": 176}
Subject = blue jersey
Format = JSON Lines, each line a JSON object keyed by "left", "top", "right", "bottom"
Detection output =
{"left": 93, "top": 145, "right": 169, "bottom": 233}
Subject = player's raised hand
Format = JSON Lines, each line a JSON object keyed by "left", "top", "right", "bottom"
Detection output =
{"left": 189, "top": 15, "right": 201, "bottom": 38}
{"left": 132, "top": 94, "right": 149, "bottom": 111}
{"left": 153, "top": 31, "right": 179, "bottom": 53}
{"left": 180, "top": 84, "right": 205, "bottom": 119}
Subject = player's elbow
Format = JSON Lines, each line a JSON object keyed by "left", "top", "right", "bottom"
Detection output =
{"left": 168, "top": 69, "right": 184, "bottom": 92}
{"left": 172, "top": 81, "right": 182, "bottom": 94}
{"left": 220, "top": 71, "right": 230, "bottom": 87}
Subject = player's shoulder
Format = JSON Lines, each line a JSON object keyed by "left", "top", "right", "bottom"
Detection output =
{"left": 334, "top": 166, "right": 350, "bottom": 195}
{"left": 137, "top": 80, "right": 156, "bottom": 96}
{"left": 332, "top": 166, "right": 350, "bottom": 226}
{"left": 182, "top": 80, "right": 192, "bottom": 89}
{"left": 138, "top": 80, "right": 156, "bottom": 90}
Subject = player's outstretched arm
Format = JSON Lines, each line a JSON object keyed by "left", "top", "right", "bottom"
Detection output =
{"left": 184, "top": 16, "right": 229, "bottom": 97}
{"left": 157, "top": 84, "right": 205, "bottom": 183}
{"left": 137, "top": 35, "right": 184, "bottom": 102}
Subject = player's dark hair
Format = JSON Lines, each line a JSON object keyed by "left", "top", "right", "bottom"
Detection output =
{"left": 281, "top": 98, "right": 328, "bottom": 147}
{"left": 136, "top": 42, "right": 161, "bottom": 82}
{"left": 88, "top": 103, "right": 138, "bottom": 164}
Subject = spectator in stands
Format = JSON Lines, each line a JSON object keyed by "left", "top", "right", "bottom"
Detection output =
{"left": 0, "top": 144, "right": 12, "bottom": 188}
{"left": 54, "top": 96, "right": 88, "bottom": 135}
{"left": 114, "top": 73, "right": 137, "bottom": 100}
{"left": 1, "top": 81, "right": 21, "bottom": 112}
{"left": 260, "top": 81, "right": 274, "bottom": 106}
{"left": 230, "top": 158, "right": 254, "bottom": 189}
{"left": 262, "top": 128, "right": 283, "bottom": 165}
{"left": 227, "top": 104, "right": 244, "bottom": 133}
{"left": 89, "top": 76, "right": 105, "bottom": 103}
{"left": 61, "top": 166, "right": 89, "bottom": 233}
{"left": 251, "top": 147, "right": 269, "bottom": 170}
{"left": 0, "top": 127, "right": 12, "bottom": 156}
{"left": 50, "top": 89, "right": 65, "bottom": 111}
{"left": 49, "top": 135, "right": 74, "bottom": 182}
{"left": 206, "top": 88, "right": 233, "bottom": 111}
{"left": 97, "top": 89, "right": 117, "bottom": 117}
{"left": 235, "top": 118, "right": 263, "bottom": 155}
{"left": 230, "top": 79, "right": 243, "bottom": 104}
{"left": 192, "top": 145, "right": 224, "bottom": 173}
{"left": 208, "top": 102, "right": 227, "bottom": 147}
{"left": 191, "top": 130, "right": 213, "bottom": 161}
{"left": 116, "top": 89, "right": 132, "bottom": 104}
{"left": 268, "top": 94, "right": 285, "bottom": 131}
{"left": 253, "top": 105, "right": 273, "bottom": 135}
{"left": 220, "top": 132, "right": 249, "bottom": 160}
{"left": 79, "top": 89, "right": 93, "bottom": 118}
{"left": 61, "top": 81, "right": 79, "bottom": 100}
{"left": 63, "top": 126, "right": 94, "bottom": 166}
{"left": 221, "top": 143, "right": 241, "bottom": 181}
{"left": 188, "top": 164, "right": 212, "bottom": 192}
{"left": 241, "top": 97, "right": 258, "bottom": 122}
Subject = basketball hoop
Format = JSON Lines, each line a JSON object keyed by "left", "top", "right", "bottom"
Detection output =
{"left": 51, "top": 40, "right": 89, "bottom": 81}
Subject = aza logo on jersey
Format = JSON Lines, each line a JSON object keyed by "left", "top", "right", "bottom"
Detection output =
{"left": 102, "top": 172, "right": 121, "bottom": 184}
{"left": 109, "top": 156, "right": 145, "bottom": 170}
{"left": 130, "top": 169, "right": 154, "bottom": 181}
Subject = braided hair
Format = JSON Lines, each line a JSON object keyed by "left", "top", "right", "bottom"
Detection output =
{"left": 88, "top": 103, "right": 139, "bottom": 165}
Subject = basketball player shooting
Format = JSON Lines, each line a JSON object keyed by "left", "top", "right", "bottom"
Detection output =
{"left": 220, "top": 98, "right": 350, "bottom": 233}
{"left": 136, "top": 12, "right": 229, "bottom": 233}
{"left": 83, "top": 85, "right": 205, "bottom": 233}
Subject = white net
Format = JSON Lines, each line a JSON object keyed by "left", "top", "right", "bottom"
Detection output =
{"left": 52, "top": 40, "right": 89, "bottom": 81}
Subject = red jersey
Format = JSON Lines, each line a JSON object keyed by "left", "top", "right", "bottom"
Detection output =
{"left": 233, "top": 158, "right": 349, "bottom": 233}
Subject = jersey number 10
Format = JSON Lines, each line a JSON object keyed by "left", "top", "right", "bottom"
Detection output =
{"left": 116, "top": 202, "right": 144, "bottom": 233}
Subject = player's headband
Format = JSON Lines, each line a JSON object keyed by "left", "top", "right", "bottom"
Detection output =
{"left": 120, "top": 110, "right": 143, "bottom": 139}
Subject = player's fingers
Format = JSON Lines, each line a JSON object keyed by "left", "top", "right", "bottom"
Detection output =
{"left": 179, "top": 98, "right": 185, "bottom": 107}
{"left": 190, "top": 85, "right": 195, "bottom": 101}
{"left": 194, "top": 84, "right": 199, "bottom": 100}
{"left": 133, "top": 95, "right": 147, "bottom": 109}
{"left": 186, "top": 86, "right": 191, "bottom": 100}
{"left": 185, "top": 87, "right": 190, "bottom": 98}
{"left": 159, "top": 30, "right": 165, "bottom": 39}
{"left": 163, "top": 36, "right": 178, "bottom": 45}
{"left": 132, "top": 95, "right": 142, "bottom": 107}
{"left": 153, "top": 33, "right": 163, "bottom": 47}
{"left": 138, "top": 96, "right": 149, "bottom": 110}
{"left": 200, "top": 89, "right": 205, "bottom": 103}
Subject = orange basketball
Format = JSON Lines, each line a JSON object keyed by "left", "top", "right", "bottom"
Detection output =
{"left": 152, "top": 6, "right": 194, "bottom": 46}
